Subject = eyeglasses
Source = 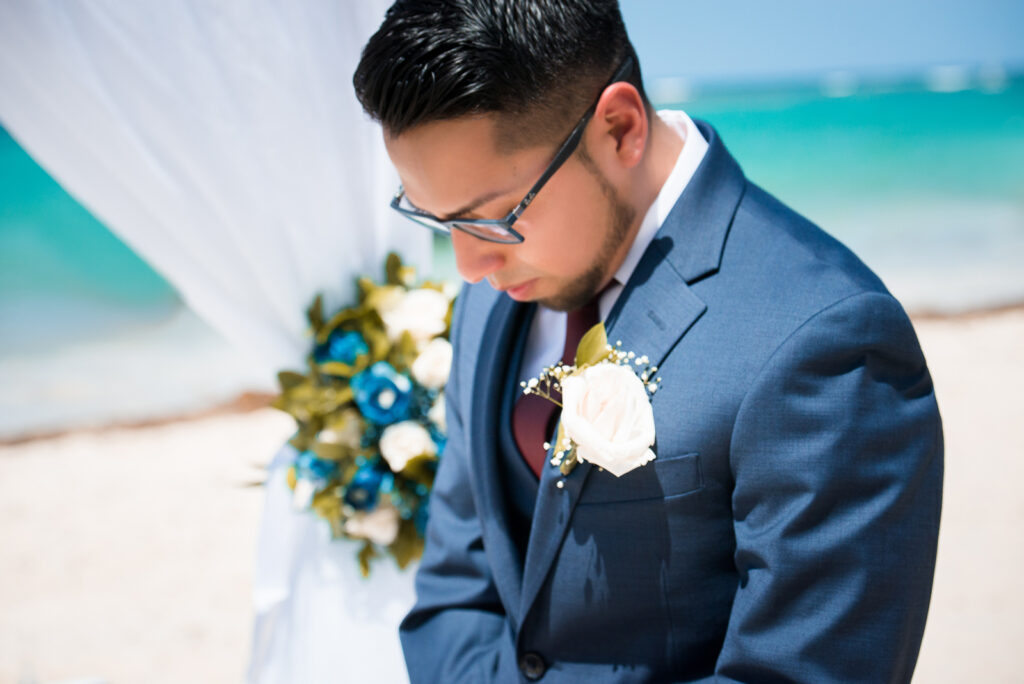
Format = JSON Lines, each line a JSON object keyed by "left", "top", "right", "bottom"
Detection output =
{"left": 390, "top": 57, "right": 635, "bottom": 244}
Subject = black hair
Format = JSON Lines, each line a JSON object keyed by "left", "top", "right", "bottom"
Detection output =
{"left": 352, "top": 0, "right": 649, "bottom": 149}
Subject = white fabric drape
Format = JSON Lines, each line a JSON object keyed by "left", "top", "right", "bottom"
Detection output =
{"left": 0, "top": 2, "right": 424, "bottom": 682}
{"left": 0, "top": 0, "right": 429, "bottom": 378}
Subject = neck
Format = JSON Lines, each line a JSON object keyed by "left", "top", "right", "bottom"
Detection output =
{"left": 603, "top": 113, "right": 685, "bottom": 284}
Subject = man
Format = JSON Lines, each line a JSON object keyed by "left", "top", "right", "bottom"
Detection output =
{"left": 353, "top": 2, "right": 943, "bottom": 682}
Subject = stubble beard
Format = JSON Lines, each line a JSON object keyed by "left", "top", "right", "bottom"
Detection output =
{"left": 537, "top": 160, "right": 636, "bottom": 312}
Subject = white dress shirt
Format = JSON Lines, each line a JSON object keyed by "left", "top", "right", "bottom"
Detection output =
{"left": 518, "top": 109, "right": 709, "bottom": 386}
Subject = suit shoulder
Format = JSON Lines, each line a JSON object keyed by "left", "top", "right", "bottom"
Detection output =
{"left": 449, "top": 281, "right": 502, "bottom": 353}
{"left": 732, "top": 181, "right": 890, "bottom": 303}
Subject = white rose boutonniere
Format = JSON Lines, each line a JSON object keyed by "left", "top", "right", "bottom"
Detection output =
{"left": 560, "top": 363, "right": 656, "bottom": 477}
{"left": 521, "top": 322, "right": 660, "bottom": 478}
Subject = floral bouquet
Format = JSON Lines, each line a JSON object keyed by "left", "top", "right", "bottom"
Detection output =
{"left": 272, "top": 253, "right": 454, "bottom": 576}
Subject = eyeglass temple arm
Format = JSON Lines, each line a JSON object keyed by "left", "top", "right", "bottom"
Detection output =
{"left": 509, "top": 57, "right": 636, "bottom": 221}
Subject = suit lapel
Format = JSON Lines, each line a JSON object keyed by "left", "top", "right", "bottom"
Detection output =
{"left": 466, "top": 291, "right": 527, "bottom": 622}
{"left": 517, "top": 265, "right": 706, "bottom": 620}
{"left": 518, "top": 120, "right": 746, "bottom": 621}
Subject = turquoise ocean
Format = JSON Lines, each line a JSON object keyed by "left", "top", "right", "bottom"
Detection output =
{"left": 3, "top": 75, "right": 1023, "bottom": 437}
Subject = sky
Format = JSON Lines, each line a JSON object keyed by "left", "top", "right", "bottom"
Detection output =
{"left": 620, "top": 0, "right": 1024, "bottom": 85}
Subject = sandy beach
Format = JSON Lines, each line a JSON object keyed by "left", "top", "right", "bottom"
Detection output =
{"left": 1, "top": 307, "right": 1022, "bottom": 683}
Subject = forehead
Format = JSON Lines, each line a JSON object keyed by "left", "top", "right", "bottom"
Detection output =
{"left": 384, "top": 115, "right": 543, "bottom": 216}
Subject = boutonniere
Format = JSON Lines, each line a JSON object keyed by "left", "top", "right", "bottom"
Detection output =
{"left": 520, "top": 323, "right": 660, "bottom": 478}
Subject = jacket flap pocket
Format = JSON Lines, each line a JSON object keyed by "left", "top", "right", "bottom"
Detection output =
{"left": 578, "top": 451, "right": 703, "bottom": 505}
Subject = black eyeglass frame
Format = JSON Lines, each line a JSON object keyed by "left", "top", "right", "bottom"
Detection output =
{"left": 390, "top": 57, "right": 636, "bottom": 244}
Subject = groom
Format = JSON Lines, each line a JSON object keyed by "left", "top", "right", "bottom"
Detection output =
{"left": 354, "top": 1, "right": 943, "bottom": 682}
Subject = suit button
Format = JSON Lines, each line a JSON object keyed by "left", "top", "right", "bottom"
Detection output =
{"left": 518, "top": 651, "right": 546, "bottom": 680}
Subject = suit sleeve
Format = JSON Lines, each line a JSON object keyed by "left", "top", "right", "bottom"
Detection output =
{"left": 708, "top": 291, "right": 944, "bottom": 683}
{"left": 398, "top": 292, "right": 518, "bottom": 683}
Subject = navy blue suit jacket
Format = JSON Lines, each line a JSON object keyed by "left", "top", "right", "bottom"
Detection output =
{"left": 400, "top": 121, "right": 943, "bottom": 683}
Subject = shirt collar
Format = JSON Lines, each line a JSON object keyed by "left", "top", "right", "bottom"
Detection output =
{"left": 599, "top": 109, "right": 708, "bottom": 318}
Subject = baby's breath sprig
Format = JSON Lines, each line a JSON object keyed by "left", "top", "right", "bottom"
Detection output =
{"left": 518, "top": 361, "right": 576, "bottom": 408}
{"left": 602, "top": 340, "right": 662, "bottom": 398}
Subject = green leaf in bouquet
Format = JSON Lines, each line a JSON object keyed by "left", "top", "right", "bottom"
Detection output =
{"left": 574, "top": 322, "right": 613, "bottom": 368}
{"left": 310, "top": 439, "right": 351, "bottom": 462}
{"left": 315, "top": 360, "right": 360, "bottom": 379}
{"left": 398, "top": 265, "right": 417, "bottom": 286}
{"left": 316, "top": 408, "right": 365, "bottom": 453}
{"left": 358, "top": 540, "right": 379, "bottom": 578}
{"left": 312, "top": 486, "right": 344, "bottom": 537}
{"left": 400, "top": 453, "right": 438, "bottom": 488}
{"left": 387, "top": 330, "right": 419, "bottom": 372}
{"left": 364, "top": 327, "right": 392, "bottom": 364}
{"left": 385, "top": 252, "right": 403, "bottom": 285}
{"left": 314, "top": 386, "right": 355, "bottom": 415}
{"left": 356, "top": 276, "right": 375, "bottom": 302}
{"left": 277, "top": 370, "right": 307, "bottom": 392}
{"left": 389, "top": 518, "right": 425, "bottom": 570}
{"left": 287, "top": 432, "right": 313, "bottom": 453}
{"left": 306, "top": 293, "right": 324, "bottom": 332}
{"left": 272, "top": 391, "right": 310, "bottom": 423}
{"left": 365, "top": 284, "right": 404, "bottom": 316}
{"left": 316, "top": 307, "right": 366, "bottom": 346}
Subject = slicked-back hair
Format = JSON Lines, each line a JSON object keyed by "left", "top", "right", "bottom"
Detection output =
{"left": 352, "top": 0, "right": 649, "bottom": 151}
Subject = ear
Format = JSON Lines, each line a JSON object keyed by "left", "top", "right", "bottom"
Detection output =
{"left": 591, "top": 82, "right": 649, "bottom": 169}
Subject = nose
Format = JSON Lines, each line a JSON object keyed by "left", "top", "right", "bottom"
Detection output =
{"left": 450, "top": 228, "right": 505, "bottom": 284}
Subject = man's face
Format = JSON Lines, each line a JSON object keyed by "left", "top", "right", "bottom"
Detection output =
{"left": 384, "top": 114, "right": 633, "bottom": 311}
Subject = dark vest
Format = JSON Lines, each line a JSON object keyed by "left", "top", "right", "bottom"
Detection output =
{"left": 496, "top": 303, "right": 540, "bottom": 561}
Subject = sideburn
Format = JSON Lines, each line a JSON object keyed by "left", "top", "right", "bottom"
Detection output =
{"left": 539, "top": 141, "right": 635, "bottom": 312}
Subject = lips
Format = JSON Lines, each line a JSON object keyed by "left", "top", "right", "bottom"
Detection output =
{"left": 497, "top": 278, "right": 535, "bottom": 300}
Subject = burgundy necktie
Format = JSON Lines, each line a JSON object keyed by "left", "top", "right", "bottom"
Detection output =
{"left": 512, "top": 291, "right": 605, "bottom": 478}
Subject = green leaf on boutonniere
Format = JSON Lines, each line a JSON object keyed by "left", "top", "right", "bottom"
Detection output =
{"left": 554, "top": 422, "right": 567, "bottom": 454}
{"left": 575, "top": 322, "right": 614, "bottom": 368}
{"left": 559, "top": 448, "right": 579, "bottom": 476}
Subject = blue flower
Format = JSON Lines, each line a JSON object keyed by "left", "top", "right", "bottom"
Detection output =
{"left": 344, "top": 463, "right": 385, "bottom": 510}
{"left": 314, "top": 330, "right": 369, "bottom": 365}
{"left": 294, "top": 449, "right": 339, "bottom": 481}
{"left": 351, "top": 361, "right": 413, "bottom": 425}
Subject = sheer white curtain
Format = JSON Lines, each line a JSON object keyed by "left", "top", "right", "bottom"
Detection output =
{"left": 0, "top": 2, "right": 423, "bottom": 682}
{"left": 0, "top": 0, "right": 427, "bottom": 375}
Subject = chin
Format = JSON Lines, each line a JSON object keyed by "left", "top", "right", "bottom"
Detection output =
{"left": 537, "top": 283, "right": 596, "bottom": 312}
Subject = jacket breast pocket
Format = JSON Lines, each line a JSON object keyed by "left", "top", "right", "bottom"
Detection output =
{"left": 576, "top": 451, "right": 703, "bottom": 505}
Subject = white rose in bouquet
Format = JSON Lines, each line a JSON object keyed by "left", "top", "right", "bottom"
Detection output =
{"left": 412, "top": 338, "right": 453, "bottom": 389}
{"left": 560, "top": 363, "right": 656, "bottom": 477}
{"left": 344, "top": 504, "right": 400, "bottom": 546}
{"left": 379, "top": 288, "right": 449, "bottom": 344}
{"left": 379, "top": 420, "right": 437, "bottom": 472}
{"left": 428, "top": 393, "right": 446, "bottom": 432}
